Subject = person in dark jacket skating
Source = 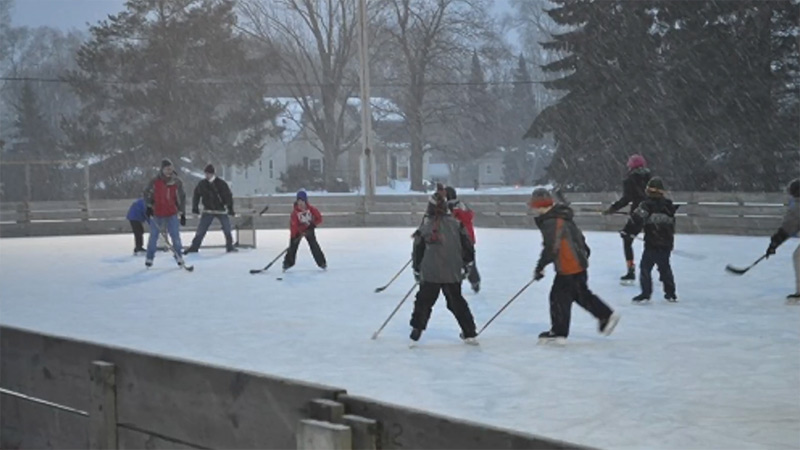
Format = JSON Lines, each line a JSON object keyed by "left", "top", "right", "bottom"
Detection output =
{"left": 622, "top": 177, "right": 678, "bottom": 303}
{"left": 604, "top": 154, "right": 652, "bottom": 284}
{"left": 282, "top": 190, "right": 326, "bottom": 271}
{"left": 143, "top": 158, "right": 187, "bottom": 267}
{"left": 184, "top": 164, "right": 237, "bottom": 254}
{"left": 126, "top": 198, "right": 148, "bottom": 255}
{"left": 531, "top": 188, "right": 620, "bottom": 343}
{"left": 766, "top": 178, "right": 800, "bottom": 303}
{"left": 409, "top": 191, "right": 479, "bottom": 346}
{"left": 445, "top": 186, "right": 481, "bottom": 293}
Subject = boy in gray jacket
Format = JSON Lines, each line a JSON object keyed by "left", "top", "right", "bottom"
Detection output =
{"left": 409, "top": 191, "right": 478, "bottom": 345}
{"left": 766, "top": 179, "right": 800, "bottom": 302}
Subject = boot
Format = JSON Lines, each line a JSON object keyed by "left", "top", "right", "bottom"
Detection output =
{"left": 538, "top": 330, "right": 567, "bottom": 344}
{"left": 632, "top": 293, "right": 650, "bottom": 303}
{"left": 620, "top": 267, "right": 635, "bottom": 285}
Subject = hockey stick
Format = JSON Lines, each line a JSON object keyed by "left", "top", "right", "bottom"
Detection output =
{"left": 476, "top": 279, "right": 536, "bottom": 336}
{"left": 258, "top": 204, "right": 270, "bottom": 215}
{"left": 725, "top": 254, "right": 768, "bottom": 275}
{"left": 249, "top": 247, "right": 289, "bottom": 274}
{"left": 375, "top": 258, "right": 413, "bottom": 293}
{"left": 371, "top": 282, "right": 418, "bottom": 340}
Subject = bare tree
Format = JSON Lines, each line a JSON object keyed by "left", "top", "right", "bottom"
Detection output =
{"left": 376, "top": 0, "right": 497, "bottom": 191}
{"left": 238, "top": 0, "right": 365, "bottom": 189}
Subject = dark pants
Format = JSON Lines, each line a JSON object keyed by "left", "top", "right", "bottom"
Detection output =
{"left": 130, "top": 220, "right": 145, "bottom": 249}
{"left": 622, "top": 233, "right": 635, "bottom": 264}
{"left": 283, "top": 229, "right": 326, "bottom": 269}
{"left": 410, "top": 282, "right": 477, "bottom": 337}
{"left": 189, "top": 213, "right": 234, "bottom": 251}
{"left": 639, "top": 247, "right": 676, "bottom": 297}
{"left": 550, "top": 272, "right": 613, "bottom": 337}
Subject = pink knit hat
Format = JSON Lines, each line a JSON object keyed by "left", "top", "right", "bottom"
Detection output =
{"left": 627, "top": 154, "right": 647, "bottom": 170}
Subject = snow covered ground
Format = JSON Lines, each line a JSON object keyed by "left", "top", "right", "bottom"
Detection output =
{"left": 1, "top": 228, "right": 798, "bottom": 449}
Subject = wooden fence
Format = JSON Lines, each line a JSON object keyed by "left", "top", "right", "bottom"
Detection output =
{"left": 0, "top": 192, "right": 789, "bottom": 238}
{"left": 0, "top": 325, "right": 589, "bottom": 449}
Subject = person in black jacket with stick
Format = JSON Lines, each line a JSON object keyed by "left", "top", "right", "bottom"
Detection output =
{"left": 604, "top": 154, "right": 652, "bottom": 284}
{"left": 184, "top": 164, "right": 237, "bottom": 254}
{"left": 622, "top": 177, "right": 678, "bottom": 303}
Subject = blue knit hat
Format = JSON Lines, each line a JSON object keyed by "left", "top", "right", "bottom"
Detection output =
{"left": 296, "top": 190, "right": 308, "bottom": 202}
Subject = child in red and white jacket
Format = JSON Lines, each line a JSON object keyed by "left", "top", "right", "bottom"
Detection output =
{"left": 445, "top": 186, "right": 480, "bottom": 292}
{"left": 282, "top": 190, "right": 327, "bottom": 271}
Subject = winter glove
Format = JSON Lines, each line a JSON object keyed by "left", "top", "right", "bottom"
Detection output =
{"left": 146, "top": 206, "right": 154, "bottom": 218}
{"left": 179, "top": 214, "right": 186, "bottom": 226}
{"left": 413, "top": 271, "right": 421, "bottom": 283}
{"left": 461, "top": 263, "right": 473, "bottom": 280}
{"left": 619, "top": 231, "right": 632, "bottom": 240}
{"left": 191, "top": 207, "right": 200, "bottom": 215}
{"left": 307, "top": 223, "right": 316, "bottom": 232}
{"left": 766, "top": 243, "right": 777, "bottom": 258}
{"left": 227, "top": 207, "right": 235, "bottom": 216}
{"left": 533, "top": 269, "right": 545, "bottom": 281}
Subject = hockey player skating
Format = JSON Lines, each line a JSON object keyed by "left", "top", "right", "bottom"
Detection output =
{"left": 143, "top": 159, "right": 187, "bottom": 268}
{"left": 445, "top": 186, "right": 481, "bottom": 292}
{"left": 282, "top": 190, "right": 326, "bottom": 271}
{"left": 530, "top": 188, "right": 619, "bottom": 344}
{"left": 603, "top": 154, "right": 652, "bottom": 284}
{"left": 126, "top": 198, "right": 148, "bottom": 255}
{"left": 766, "top": 179, "right": 800, "bottom": 303}
{"left": 409, "top": 192, "right": 479, "bottom": 346}
{"left": 622, "top": 177, "right": 678, "bottom": 303}
{"left": 184, "top": 164, "right": 237, "bottom": 254}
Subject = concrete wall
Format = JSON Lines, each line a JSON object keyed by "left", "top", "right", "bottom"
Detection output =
{"left": 0, "top": 192, "right": 789, "bottom": 238}
{"left": 0, "top": 325, "right": 594, "bottom": 450}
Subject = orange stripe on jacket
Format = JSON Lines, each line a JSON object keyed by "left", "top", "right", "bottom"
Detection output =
{"left": 556, "top": 218, "right": 584, "bottom": 275}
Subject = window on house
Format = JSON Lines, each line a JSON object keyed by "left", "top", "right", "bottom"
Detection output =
{"left": 486, "top": 165, "right": 492, "bottom": 175}
{"left": 309, "top": 158, "right": 322, "bottom": 174}
{"left": 398, "top": 165, "right": 409, "bottom": 179}
{"left": 245, "top": 167, "right": 248, "bottom": 179}
{"left": 259, "top": 160, "right": 263, "bottom": 172}
{"left": 303, "top": 157, "right": 309, "bottom": 170}
{"left": 269, "top": 159, "right": 274, "bottom": 179}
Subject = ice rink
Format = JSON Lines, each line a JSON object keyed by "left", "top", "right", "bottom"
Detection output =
{"left": 1, "top": 228, "right": 798, "bottom": 449}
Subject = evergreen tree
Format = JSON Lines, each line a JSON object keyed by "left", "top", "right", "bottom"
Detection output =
{"left": 61, "top": 0, "right": 281, "bottom": 193}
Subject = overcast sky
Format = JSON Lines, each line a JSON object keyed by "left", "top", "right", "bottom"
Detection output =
{"left": 11, "top": 0, "right": 514, "bottom": 31}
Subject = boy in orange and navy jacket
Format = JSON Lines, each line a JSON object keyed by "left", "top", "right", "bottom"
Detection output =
{"left": 282, "top": 190, "right": 326, "bottom": 271}
{"left": 530, "top": 188, "right": 620, "bottom": 342}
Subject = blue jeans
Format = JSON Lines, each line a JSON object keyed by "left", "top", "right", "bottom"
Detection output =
{"left": 189, "top": 213, "right": 233, "bottom": 250}
{"left": 146, "top": 215, "right": 183, "bottom": 260}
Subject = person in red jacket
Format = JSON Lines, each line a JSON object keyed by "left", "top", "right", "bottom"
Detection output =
{"left": 282, "top": 189, "right": 326, "bottom": 271}
{"left": 445, "top": 186, "right": 480, "bottom": 292}
{"left": 142, "top": 159, "right": 186, "bottom": 267}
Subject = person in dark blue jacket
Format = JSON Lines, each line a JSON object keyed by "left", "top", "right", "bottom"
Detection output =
{"left": 126, "top": 198, "right": 148, "bottom": 255}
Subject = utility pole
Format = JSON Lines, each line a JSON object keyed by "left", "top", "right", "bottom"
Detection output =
{"left": 357, "top": 0, "right": 376, "bottom": 204}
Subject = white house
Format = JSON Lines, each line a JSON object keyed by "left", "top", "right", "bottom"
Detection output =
{"left": 226, "top": 96, "right": 444, "bottom": 196}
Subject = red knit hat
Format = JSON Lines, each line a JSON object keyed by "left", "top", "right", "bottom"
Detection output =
{"left": 529, "top": 188, "right": 554, "bottom": 208}
{"left": 627, "top": 154, "right": 647, "bottom": 170}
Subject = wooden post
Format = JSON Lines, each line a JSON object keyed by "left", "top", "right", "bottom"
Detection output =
{"left": 24, "top": 162, "right": 31, "bottom": 202}
{"left": 83, "top": 165, "right": 91, "bottom": 221}
{"left": 89, "top": 361, "right": 117, "bottom": 449}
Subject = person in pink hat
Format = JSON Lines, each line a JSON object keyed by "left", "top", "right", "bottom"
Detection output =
{"left": 603, "top": 154, "right": 652, "bottom": 285}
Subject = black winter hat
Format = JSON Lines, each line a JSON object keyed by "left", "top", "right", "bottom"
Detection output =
{"left": 204, "top": 164, "right": 215, "bottom": 174}
{"left": 161, "top": 158, "right": 173, "bottom": 168}
{"left": 788, "top": 178, "right": 800, "bottom": 198}
{"left": 445, "top": 186, "right": 457, "bottom": 201}
{"left": 646, "top": 177, "right": 666, "bottom": 195}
